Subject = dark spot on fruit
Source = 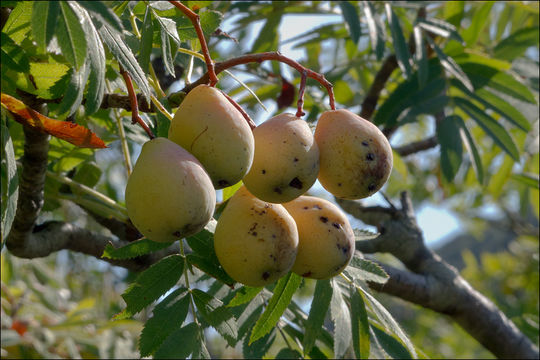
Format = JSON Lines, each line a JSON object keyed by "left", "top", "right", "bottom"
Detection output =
{"left": 320, "top": 216, "right": 328, "bottom": 223}
{"left": 218, "top": 179, "right": 230, "bottom": 187}
{"left": 361, "top": 141, "right": 369, "bottom": 146}
{"left": 258, "top": 238, "right": 265, "bottom": 242}
{"left": 293, "top": 157, "right": 299, "bottom": 162}
{"left": 262, "top": 271, "right": 270, "bottom": 280}
{"left": 172, "top": 231, "right": 182, "bottom": 237}
{"left": 251, "top": 232, "right": 257, "bottom": 236}
{"left": 262, "top": 169, "right": 266, "bottom": 174}
{"left": 303, "top": 206, "right": 309, "bottom": 210}
{"left": 332, "top": 222, "right": 341, "bottom": 229}
{"left": 302, "top": 271, "right": 312, "bottom": 277}
{"left": 313, "top": 204, "right": 322, "bottom": 210}
{"left": 244, "top": 258, "right": 247, "bottom": 262}
{"left": 366, "top": 153, "right": 375, "bottom": 161}
{"left": 337, "top": 183, "right": 342, "bottom": 187}
{"left": 378, "top": 225, "right": 386, "bottom": 235}
{"left": 265, "top": 204, "right": 270, "bottom": 208}
{"left": 368, "top": 183, "right": 376, "bottom": 191}
{"left": 289, "top": 177, "right": 303, "bottom": 189}
{"left": 272, "top": 234, "right": 276, "bottom": 238}
{"left": 274, "top": 187, "right": 283, "bottom": 194}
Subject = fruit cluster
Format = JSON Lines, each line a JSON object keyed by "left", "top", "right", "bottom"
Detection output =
{"left": 125, "top": 84, "right": 393, "bottom": 287}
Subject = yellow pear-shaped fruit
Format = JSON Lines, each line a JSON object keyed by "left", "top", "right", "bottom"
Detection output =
{"left": 314, "top": 109, "right": 393, "bottom": 199}
{"left": 168, "top": 84, "right": 255, "bottom": 189}
{"left": 125, "top": 137, "right": 216, "bottom": 243}
{"left": 283, "top": 196, "right": 355, "bottom": 279}
{"left": 214, "top": 186, "right": 298, "bottom": 287}
{"left": 243, "top": 113, "right": 319, "bottom": 203}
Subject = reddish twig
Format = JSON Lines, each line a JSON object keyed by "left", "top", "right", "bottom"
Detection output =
{"left": 219, "top": 90, "right": 256, "bottom": 130}
{"left": 169, "top": 1, "right": 218, "bottom": 87}
{"left": 182, "top": 51, "right": 336, "bottom": 111}
{"left": 119, "top": 66, "right": 155, "bottom": 139}
{"left": 295, "top": 70, "right": 308, "bottom": 117}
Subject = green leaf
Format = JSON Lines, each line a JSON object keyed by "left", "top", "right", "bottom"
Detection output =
{"left": 153, "top": 12, "right": 181, "bottom": 46}
{"left": 192, "top": 289, "right": 238, "bottom": 346}
{"left": 153, "top": 322, "right": 199, "bottom": 359}
{"left": 0, "top": 33, "right": 29, "bottom": 73}
{"left": 417, "top": 17, "right": 464, "bottom": 43}
{"left": 339, "top": 1, "right": 361, "bottom": 44}
{"left": 354, "top": 228, "right": 380, "bottom": 241}
{"left": 70, "top": 3, "right": 106, "bottom": 116}
{"left": 1, "top": 115, "right": 19, "bottom": 246}
{"left": 345, "top": 257, "right": 389, "bottom": 284}
{"left": 427, "top": 36, "right": 473, "bottom": 92}
{"left": 139, "top": 287, "right": 190, "bottom": 357}
{"left": 460, "top": 62, "right": 536, "bottom": 104}
{"left": 456, "top": 116, "right": 484, "bottom": 185}
{"left": 303, "top": 279, "right": 333, "bottom": 355}
{"left": 371, "top": 323, "right": 413, "bottom": 359}
{"left": 97, "top": 23, "right": 152, "bottom": 102}
{"left": 385, "top": 3, "right": 412, "bottom": 78}
{"left": 72, "top": 161, "right": 102, "bottom": 189}
{"left": 437, "top": 115, "right": 463, "bottom": 182}
{"left": 413, "top": 26, "right": 428, "bottom": 87}
{"left": 462, "top": 2, "right": 494, "bottom": 46}
{"left": 57, "top": 2, "right": 87, "bottom": 70}
{"left": 158, "top": 20, "right": 176, "bottom": 78}
{"left": 139, "top": 7, "right": 154, "bottom": 74}
{"left": 330, "top": 278, "right": 352, "bottom": 358}
{"left": 102, "top": 238, "right": 172, "bottom": 260}
{"left": 56, "top": 62, "right": 90, "bottom": 117}
{"left": 2, "top": 1, "right": 33, "bottom": 44}
{"left": 450, "top": 79, "right": 531, "bottom": 132}
{"left": 400, "top": 95, "right": 450, "bottom": 124}
{"left": 31, "top": 1, "right": 59, "bottom": 50}
{"left": 495, "top": 27, "right": 539, "bottom": 61}
{"left": 78, "top": 1, "right": 124, "bottom": 32}
{"left": 512, "top": 173, "right": 540, "bottom": 189}
{"left": 244, "top": 327, "right": 276, "bottom": 358}
{"left": 185, "top": 229, "right": 235, "bottom": 286}
{"left": 200, "top": 10, "right": 223, "bottom": 35}
{"left": 115, "top": 255, "right": 184, "bottom": 319}
{"left": 350, "top": 286, "right": 370, "bottom": 359}
{"left": 249, "top": 272, "right": 302, "bottom": 344}
{"left": 362, "top": 1, "right": 385, "bottom": 60}
{"left": 454, "top": 97, "right": 520, "bottom": 161}
{"left": 359, "top": 286, "right": 417, "bottom": 358}
{"left": 251, "top": 13, "right": 282, "bottom": 53}
{"left": 276, "top": 348, "right": 302, "bottom": 359}
{"left": 227, "top": 286, "right": 263, "bottom": 307}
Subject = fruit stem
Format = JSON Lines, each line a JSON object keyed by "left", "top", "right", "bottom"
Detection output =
{"left": 219, "top": 90, "right": 257, "bottom": 130}
{"left": 295, "top": 70, "right": 308, "bottom": 117}
{"left": 182, "top": 51, "right": 336, "bottom": 111}
{"left": 119, "top": 65, "right": 156, "bottom": 139}
{"left": 169, "top": 1, "right": 219, "bottom": 87}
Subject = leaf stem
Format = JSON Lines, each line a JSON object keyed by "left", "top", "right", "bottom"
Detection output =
{"left": 106, "top": 80, "right": 133, "bottom": 176}
{"left": 168, "top": 1, "right": 218, "bottom": 86}
{"left": 180, "top": 240, "right": 200, "bottom": 326}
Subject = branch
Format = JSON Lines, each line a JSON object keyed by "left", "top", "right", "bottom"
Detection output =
{"left": 394, "top": 135, "right": 438, "bottom": 157}
{"left": 340, "top": 192, "right": 540, "bottom": 359}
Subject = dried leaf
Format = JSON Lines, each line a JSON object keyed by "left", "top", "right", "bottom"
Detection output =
{"left": 1, "top": 93, "right": 106, "bottom": 149}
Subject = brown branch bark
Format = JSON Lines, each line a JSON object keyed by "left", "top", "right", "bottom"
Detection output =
{"left": 338, "top": 193, "right": 540, "bottom": 359}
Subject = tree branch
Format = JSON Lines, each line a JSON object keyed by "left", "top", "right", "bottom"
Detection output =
{"left": 340, "top": 193, "right": 540, "bottom": 359}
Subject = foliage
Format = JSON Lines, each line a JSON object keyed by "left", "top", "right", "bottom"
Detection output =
{"left": 1, "top": 1, "right": 538, "bottom": 359}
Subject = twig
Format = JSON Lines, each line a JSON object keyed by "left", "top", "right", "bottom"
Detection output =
{"left": 119, "top": 65, "right": 155, "bottom": 139}
{"left": 182, "top": 51, "right": 336, "bottom": 110}
{"left": 219, "top": 90, "right": 256, "bottom": 130}
{"left": 394, "top": 135, "right": 438, "bottom": 157}
{"left": 296, "top": 70, "right": 308, "bottom": 117}
{"left": 169, "top": 1, "right": 218, "bottom": 86}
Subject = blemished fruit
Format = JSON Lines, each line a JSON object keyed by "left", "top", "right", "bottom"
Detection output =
{"left": 283, "top": 196, "right": 355, "bottom": 279}
{"left": 314, "top": 109, "right": 393, "bottom": 199}
{"left": 168, "top": 84, "right": 254, "bottom": 189}
{"left": 125, "top": 137, "right": 215, "bottom": 243}
{"left": 214, "top": 186, "right": 299, "bottom": 287}
{"left": 243, "top": 113, "right": 319, "bottom": 203}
